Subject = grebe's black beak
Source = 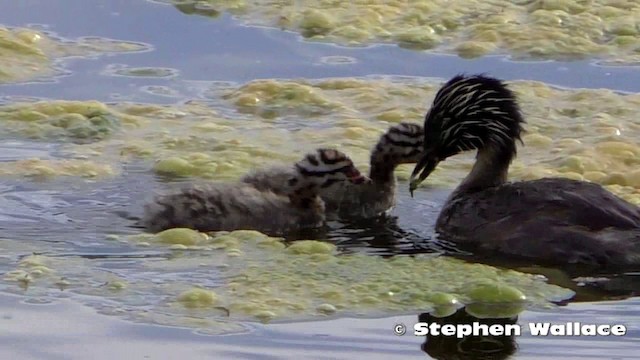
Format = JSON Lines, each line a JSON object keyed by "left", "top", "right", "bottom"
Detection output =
{"left": 409, "top": 153, "right": 439, "bottom": 197}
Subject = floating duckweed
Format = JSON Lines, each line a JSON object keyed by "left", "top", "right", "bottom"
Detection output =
{"left": 286, "top": 240, "right": 336, "bottom": 255}
{"left": 154, "top": 228, "right": 209, "bottom": 246}
{"left": 178, "top": 288, "right": 218, "bottom": 308}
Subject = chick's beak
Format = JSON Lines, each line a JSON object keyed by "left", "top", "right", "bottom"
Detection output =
{"left": 346, "top": 168, "right": 371, "bottom": 184}
{"left": 409, "top": 154, "right": 439, "bottom": 197}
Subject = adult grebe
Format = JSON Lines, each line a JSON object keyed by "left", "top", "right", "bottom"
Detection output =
{"left": 409, "top": 74, "right": 640, "bottom": 268}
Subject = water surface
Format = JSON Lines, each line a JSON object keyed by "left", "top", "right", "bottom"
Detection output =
{"left": 1, "top": 0, "right": 639, "bottom": 358}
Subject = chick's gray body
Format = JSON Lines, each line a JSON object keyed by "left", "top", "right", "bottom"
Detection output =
{"left": 143, "top": 148, "right": 364, "bottom": 236}
{"left": 142, "top": 183, "right": 324, "bottom": 235}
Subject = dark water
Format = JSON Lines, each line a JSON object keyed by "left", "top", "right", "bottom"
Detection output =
{"left": 1, "top": 0, "right": 639, "bottom": 359}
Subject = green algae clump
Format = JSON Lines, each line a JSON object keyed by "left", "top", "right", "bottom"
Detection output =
{"left": 0, "top": 100, "right": 121, "bottom": 143}
{"left": 464, "top": 283, "right": 527, "bottom": 319}
{"left": 0, "top": 27, "right": 49, "bottom": 83}
{"left": 0, "top": 159, "right": 114, "bottom": 179}
{"left": 153, "top": 157, "right": 197, "bottom": 177}
{"left": 466, "top": 283, "right": 527, "bottom": 303}
{"left": 299, "top": 10, "right": 335, "bottom": 37}
{"left": 1, "top": 232, "right": 574, "bottom": 329}
{"left": 430, "top": 292, "right": 460, "bottom": 306}
{"left": 178, "top": 288, "right": 219, "bottom": 308}
{"left": 165, "top": 0, "right": 640, "bottom": 63}
{"left": 154, "top": 228, "right": 210, "bottom": 246}
{"left": 0, "top": 26, "right": 147, "bottom": 84}
{"left": 224, "top": 80, "right": 340, "bottom": 118}
{"left": 286, "top": 240, "right": 336, "bottom": 255}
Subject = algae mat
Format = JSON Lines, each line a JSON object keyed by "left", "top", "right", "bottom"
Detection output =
{"left": 157, "top": 0, "right": 640, "bottom": 63}
{"left": 1, "top": 229, "right": 574, "bottom": 333}
{"left": 0, "top": 26, "right": 148, "bottom": 84}
{"left": 1, "top": 76, "right": 639, "bottom": 204}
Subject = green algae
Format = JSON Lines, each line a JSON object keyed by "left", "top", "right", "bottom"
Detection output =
{"left": 467, "top": 283, "right": 527, "bottom": 303}
{"left": 0, "top": 100, "right": 122, "bottom": 143}
{"left": 154, "top": 228, "right": 211, "bottom": 245}
{"left": 286, "top": 240, "right": 336, "bottom": 255}
{"left": 104, "top": 65, "right": 179, "bottom": 78}
{"left": 161, "top": 0, "right": 640, "bottom": 63}
{"left": 223, "top": 80, "right": 342, "bottom": 119}
{"left": 0, "top": 26, "right": 148, "bottom": 84}
{"left": 1, "top": 77, "right": 640, "bottom": 205}
{"left": 0, "top": 158, "right": 115, "bottom": 179}
{"left": 0, "top": 232, "right": 574, "bottom": 330}
{"left": 178, "top": 288, "right": 219, "bottom": 308}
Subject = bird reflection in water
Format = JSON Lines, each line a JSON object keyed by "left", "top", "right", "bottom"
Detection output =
{"left": 419, "top": 308, "right": 519, "bottom": 360}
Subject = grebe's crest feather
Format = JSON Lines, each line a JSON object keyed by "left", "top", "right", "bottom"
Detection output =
{"left": 424, "top": 74, "right": 524, "bottom": 158}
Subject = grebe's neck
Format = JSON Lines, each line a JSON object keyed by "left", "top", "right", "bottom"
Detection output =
{"left": 369, "top": 148, "right": 397, "bottom": 185}
{"left": 455, "top": 146, "right": 514, "bottom": 194}
{"left": 369, "top": 163, "right": 396, "bottom": 185}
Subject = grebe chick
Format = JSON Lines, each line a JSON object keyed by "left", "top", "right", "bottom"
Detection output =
{"left": 142, "top": 148, "right": 368, "bottom": 235}
{"left": 409, "top": 74, "right": 640, "bottom": 269}
{"left": 241, "top": 123, "right": 424, "bottom": 219}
